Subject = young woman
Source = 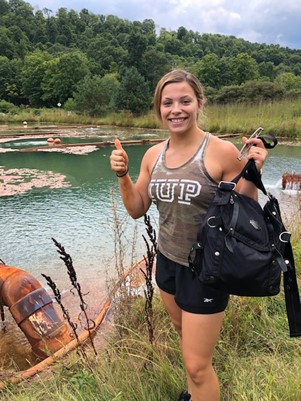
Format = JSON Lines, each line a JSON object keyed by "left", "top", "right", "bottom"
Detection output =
{"left": 110, "top": 70, "right": 268, "bottom": 401}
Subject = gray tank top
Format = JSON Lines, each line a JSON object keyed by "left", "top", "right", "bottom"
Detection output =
{"left": 148, "top": 132, "right": 218, "bottom": 266}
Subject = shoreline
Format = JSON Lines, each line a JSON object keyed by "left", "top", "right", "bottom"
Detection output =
{"left": 0, "top": 124, "right": 300, "bottom": 145}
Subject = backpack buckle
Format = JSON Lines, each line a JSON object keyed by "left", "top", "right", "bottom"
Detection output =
{"left": 218, "top": 181, "right": 236, "bottom": 191}
{"left": 279, "top": 231, "right": 291, "bottom": 243}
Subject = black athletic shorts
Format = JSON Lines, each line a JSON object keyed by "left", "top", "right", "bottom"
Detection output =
{"left": 155, "top": 250, "right": 229, "bottom": 314}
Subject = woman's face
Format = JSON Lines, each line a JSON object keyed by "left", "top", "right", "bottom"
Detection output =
{"left": 160, "top": 81, "right": 202, "bottom": 135}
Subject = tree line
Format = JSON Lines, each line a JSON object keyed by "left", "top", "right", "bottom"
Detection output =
{"left": 1, "top": 0, "right": 301, "bottom": 115}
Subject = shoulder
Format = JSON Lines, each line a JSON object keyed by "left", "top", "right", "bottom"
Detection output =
{"left": 145, "top": 140, "right": 166, "bottom": 156}
{"left": 205, "top": 134, "right": 245, "bottom": 181}
{"left": 141, "top": 140, "right": 166, "bottom": 169}
{"left": 208, "top": 134, "right": 237, "bottom": 152}
{"left": 207, "top": 134, "right": 239, "bottom": 163}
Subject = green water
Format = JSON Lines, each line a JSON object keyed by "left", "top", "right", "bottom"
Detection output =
{"left": 0, "top": 128, "right": 300, "bottom": 370}
{"left": 0, "top": 130, "right": 162, "bottom": 370}
{"left": 0, "top": 143, "right": 157, "bottom": 284}
{"left": 0, "top": 132, "right": 300, "bottom": 286}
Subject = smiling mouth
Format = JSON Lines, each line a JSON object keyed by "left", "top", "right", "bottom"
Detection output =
{"left": 169, "top": 118, "right": 186, "bottom": 123}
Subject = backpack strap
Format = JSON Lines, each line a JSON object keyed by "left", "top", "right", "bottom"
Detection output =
{"left": 258, "top": 134, "right": 278, "bottom": 149}
{"left": 283, "top": 242, "right": 301, "bottom": 337}
{"left": 232, "top": 158, "right": 267, "bottom": 195}
{"left": 259, "top": 133, "right": 278, "bottom": 149}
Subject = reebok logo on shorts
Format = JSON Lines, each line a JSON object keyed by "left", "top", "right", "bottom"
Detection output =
{"left": 203, "top": 298, "right": 214, "bottom": 303}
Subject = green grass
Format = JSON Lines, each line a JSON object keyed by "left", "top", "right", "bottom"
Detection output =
{"left": 202, "top": 99, "right": 301, "bottom": 139}
{"left": 1, "top": 218, "right": 300, "bottom": 401}
{"left": 1, "top": 289, "right": 301, "bottom": 401}
{"left": 0, "top": 97, "right": 301, "bottom": 138}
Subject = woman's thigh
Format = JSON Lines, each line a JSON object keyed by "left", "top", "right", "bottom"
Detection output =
{"left": 159, "top": 289, "right": 183, "bottom": 335}
{"left": 181, "top": 311, "right": 224, "bottom": 366}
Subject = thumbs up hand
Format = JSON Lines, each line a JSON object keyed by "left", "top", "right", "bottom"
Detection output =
{"left": 110, "top": 138, "right": 129, "bottom": 177}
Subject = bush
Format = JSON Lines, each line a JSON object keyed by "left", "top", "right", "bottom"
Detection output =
{"left": 213, "top": 81, "right": 284, "bottom": 104}
{"left": 0, "top": 100, "right": 19, "bottom": 114}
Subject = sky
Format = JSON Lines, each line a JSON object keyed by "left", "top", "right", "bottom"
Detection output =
{"left": 26, "top": 0, "right": 301, "bottom": 50}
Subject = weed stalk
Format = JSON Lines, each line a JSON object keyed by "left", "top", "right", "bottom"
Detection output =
{"left": 51, "top": 238, "right": 97, "bottom": 356}
{"left": 41, "top": 272, "right": 80, "bottom": 347}
{"left": 140, "top": 214, "right": 157, "bottom": 345}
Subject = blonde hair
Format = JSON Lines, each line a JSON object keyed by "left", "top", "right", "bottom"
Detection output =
{"left": 153, "top": 69, "right": 206, "bottom": 122}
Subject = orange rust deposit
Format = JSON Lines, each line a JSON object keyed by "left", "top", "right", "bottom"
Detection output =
{"left": 0, "top": 264, "right": 71, "bottom": 359}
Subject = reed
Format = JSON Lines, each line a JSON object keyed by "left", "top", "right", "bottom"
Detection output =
{"left": 51, "top": 238, "right": 98, "bottom": 356}
{"left": 140, "top": 214, "right": 157, "bottom": 345}
{"left": 202, "top": 98, "right": 301, "bottom": 138}
{"left": 0, "top": 97, "right": 301, "bottom": 138}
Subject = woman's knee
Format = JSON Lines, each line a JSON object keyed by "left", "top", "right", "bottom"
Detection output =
{"left": 185, "top": 358, "right": 213, "bottom": 386}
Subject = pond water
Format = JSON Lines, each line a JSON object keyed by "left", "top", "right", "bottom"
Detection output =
{"left": 0, "top": 126, "right": 300, "bottom": 370}
{"left": 0, "top": 128, "right": 167, "bottom": 281}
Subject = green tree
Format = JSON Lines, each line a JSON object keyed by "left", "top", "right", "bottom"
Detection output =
{"left": 275, "top": 72, "right": 301, "bottom": 91}
{"left": 241, "top": 80, "right": 284, "bottom": 102}
{"left": 158, "top": 28, "right": 186, "bottom": 56}
{"left": 86, "top": 35, "right": 127, "bottom": 76}
{"left": 258, "top": 61, "right": 276, "bottom": 81}
{"left": 232, "top": 53, "right": 260, "bottom": 85}
{"left": 114, "top": 67, "right": 151, "bottom": 115}
{"left": 0, "top": 0, "right": 9, "bottom": 18}
{"left": 3, "top": 57, "right": 24, "bottom": 104}
{"left": 214, "top": 81, "right": 284, "bottom": 104}
{"left": 8, "top": 0, "right": 35, "bottom": 40}
{"left": 42, "top": 50, "right": 89, "bottom": 105}
{"left": 0, "top": 56, "right": 11, "bottom": 99}
{"left": 73, "top": 73, "right": 120, "bottom": 115}
{"left": 126, "top": 24, "right": 148, "bottom": 71}
{"left": 7, "top": 25, "right": 31, "bottom": 58}
{"left": 195, "top": 53, "right": 221, "bottom": 88}
{"left": 0, "top": 1, "right": 301, "bottom": 107}
{"left": 31, "top": 10, "right": 48, "bottom": 45}
{"left": 21, "top": 51, "right": 52, "bottom": 106}
{"left": 141, "top": 46, "right": 172, "bottom": 93}
{"left": 214, "top": 85, "right": 244, "bottom": 103}
{"left": 218, "top": 56, "right": 237, "bottom": 87}
{"left": 141, "top": 19, "right": 156, "bottom": 45}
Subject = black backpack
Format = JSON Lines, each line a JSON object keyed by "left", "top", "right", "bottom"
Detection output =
{"left": 188, "top": 158, "right": 301, "bottom": 337}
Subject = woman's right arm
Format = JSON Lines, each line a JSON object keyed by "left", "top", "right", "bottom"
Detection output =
{"left": 110, "top": 141, "right": 154, "bottom": 219}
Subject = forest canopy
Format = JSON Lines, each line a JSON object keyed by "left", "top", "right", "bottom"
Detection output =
{"left": 1, "top": 0, "right": 301, "bottom": 115}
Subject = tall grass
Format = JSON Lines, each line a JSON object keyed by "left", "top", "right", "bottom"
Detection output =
{"left": 1, "top": 288, "right": 301, "bottom": 401}
{"left": 1, "top": 97, "right": 301, "bottom": 138}
{"left": 1, "top": 210, "right": 300, "bottom": 401}
{"left": 203, "top": 99, "right": 301, "bottom": 139}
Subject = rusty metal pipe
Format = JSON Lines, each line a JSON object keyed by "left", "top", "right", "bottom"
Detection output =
{"left": 282, "top": 172, "right": 301, "bottom": 189}
{"left": 0, "top": 265, "right": 71, "bottom": 358}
